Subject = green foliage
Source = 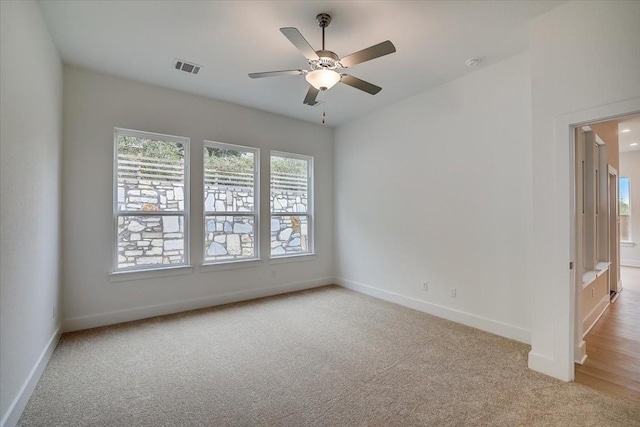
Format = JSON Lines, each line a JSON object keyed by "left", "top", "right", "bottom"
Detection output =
{"left": 204, "top": 147, "right": 253, "bottom": 173}
{"left": 118, "top": 136, "right": 184, "bottom": 160}
{"left": 271, "top": 156, "right": 307, "bottom": 175}
{"left": 203, "top": 148, "right": 307, "bottom": 176}
{"left": 119, "top": 136, "right": 307, "bottom": 176}
{"left": 620, "top": 199, "right": 630, "bottom": 216}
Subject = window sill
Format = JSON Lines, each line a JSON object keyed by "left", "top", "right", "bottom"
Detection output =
{"left": 621, "top": 241, "right": 636, "bottom": 248}
{"left": 109, "top": 265, "right": 193, "bottom": 283}
{"left": 269, "top": 253, "right": 317, "bottom": 264}
{"left": 200, "top": 259, "right": 263, "bottom": 272}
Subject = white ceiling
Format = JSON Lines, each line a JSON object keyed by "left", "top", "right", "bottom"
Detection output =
{"left": 39, "top": 0, "right": 563, "bottom": 127}
{"left": 618, "top": 116, "right": 640, "bottom": 153}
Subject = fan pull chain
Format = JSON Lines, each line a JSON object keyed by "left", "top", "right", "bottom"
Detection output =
{"left": 322, "top": 109, "right": 326, "bottom": 125}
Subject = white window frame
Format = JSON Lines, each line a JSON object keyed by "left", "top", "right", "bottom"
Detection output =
{"left": 269, "top": 151, "right": 314, "bottom": 258}
{"left": 203, "top": 141, "right": 260, "bottom": 265}
{"left": 112, "top": 128, "right": 190, "bottom": 273}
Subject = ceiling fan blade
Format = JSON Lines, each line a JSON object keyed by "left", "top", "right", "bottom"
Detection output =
{"left": 280, "top": 27, "right": 319, "bottom": 61}
{"left": 340, "top": 40, "right": 396, "bottom": 68}
{"left": 339, "top": 74, "right": 382, "bottom": 95}
{"left": 303, "top": 86, "right": 320, "bottom": 106}
{"left": 248, "top": 70, "right": 304, "bottom": 79}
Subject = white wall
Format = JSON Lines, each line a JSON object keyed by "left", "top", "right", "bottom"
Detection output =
{"left": 62, "top": 66, "right": 333, "bottom": 329}
{"left": 0, "top": 1, "right": 63, "bottom": 425}
{"left": 620, "top": 151, "right": 640, "bottom": 267}
{"left": 529, "top": 0, "right": 640, "bottom": 380}
{"left": 334, "top": 53, "right": 533, "bottom": 343}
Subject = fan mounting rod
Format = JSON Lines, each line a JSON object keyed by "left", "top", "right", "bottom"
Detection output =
{"left": 316, "top": 13, "right": 331, "bottom": 50}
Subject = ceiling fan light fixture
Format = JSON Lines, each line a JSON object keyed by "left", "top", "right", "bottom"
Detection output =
{"left": 305, "top": 69, "right": 341, "bottom": 91}
{"left": 250, "top": 13, "right": 395, "bottom": 106}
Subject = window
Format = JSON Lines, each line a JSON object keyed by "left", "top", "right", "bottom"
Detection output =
{"left": 270, "top": 152, "right": 313, "bottom": 257}
{"left": 204, "top": 142, "right": 259, "bottom": 263}
{"left": 620, "top": 177, "right": 631, "bottom": 241}
{"left": 114, "top": 128, "right": 189, "bottom": 271}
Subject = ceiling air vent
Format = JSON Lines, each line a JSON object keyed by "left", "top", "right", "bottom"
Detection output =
{"left": 173, "top": 59, "right": 201, "bottom": 75}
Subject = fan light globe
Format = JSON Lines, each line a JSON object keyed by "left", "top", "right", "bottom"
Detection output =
{"left": 305, "top": 69, "right": 341, "bottom": 90}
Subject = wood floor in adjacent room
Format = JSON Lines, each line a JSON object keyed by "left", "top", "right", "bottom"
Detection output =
{"left": 575, "top": 266, "right": 640, "bottom": 403}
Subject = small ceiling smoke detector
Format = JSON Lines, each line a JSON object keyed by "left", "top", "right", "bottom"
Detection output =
{"left": 173, "top": 59, "right": 201, "bottom": 75}
{"left": 465, "top": 57, "right": 481, "bottom": 68}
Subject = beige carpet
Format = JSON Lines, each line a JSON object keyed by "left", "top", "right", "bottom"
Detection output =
{"left": 19, "top": 286, "right": 640, "bottom": 426}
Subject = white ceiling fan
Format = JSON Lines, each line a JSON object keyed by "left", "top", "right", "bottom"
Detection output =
{"left": 249, "top": 13, "right": 396, "bottom": 106}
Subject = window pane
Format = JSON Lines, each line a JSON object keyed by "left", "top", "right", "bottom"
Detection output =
{"left": 620, "top": 177, "right": 631, "bottom": 241}
{"left": 620, "top": 177, "right": 630, "bottom": 215}
{"left": 271, "top": 215, "right": 309, "bottom": 256}
{"left": 620, "top": 215, "right": 630, "bottom": 241}
{"left": 204, "top": 146, "right": 255, "bottom": 212}
{"left": 117, "top": 135, "right": 185, "bottom": 212}
{"left": 117, "top": 215, "right": 185, "bottom": 269}
{"left": 270, "top": 156, "right": 308, "bottom": 213}
{"left": 204, "top": 215, "right": 255, "bottom": 262}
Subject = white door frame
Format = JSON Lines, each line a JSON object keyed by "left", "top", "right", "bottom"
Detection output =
{"left": 560, "top": 98, "right": 640, "bottom": 380}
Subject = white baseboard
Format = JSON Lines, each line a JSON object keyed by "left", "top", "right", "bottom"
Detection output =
{"left": 1, "top": 327, "right": 61, "bottom": 427}
{"left": 582, "top": 295, "right": 610, "bottom": 338}
{"left": 528, "top": 350, "right": 572, "bottom": 382}
{"left": 575, "top": 340, "right": 587, "bottom": 365}
{"left": 64, "top": 277, "right": 334, "bottom": 332}
{"left": 335, "top": 277, "right": 531, "bottom": 344}
{"left": 620, "top": 259, "right": 640, "bottom": 268}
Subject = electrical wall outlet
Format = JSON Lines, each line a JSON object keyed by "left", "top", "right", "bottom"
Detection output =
{"left": 422, "top": 282, "right": 428, "bottom": 291}
{"left": 52, "top": 305, "right": 57, "bottom": 319}
{"left": 450, "top": 288, "right": 457, "bottom": 298}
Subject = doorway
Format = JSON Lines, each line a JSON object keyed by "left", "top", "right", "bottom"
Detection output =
{"left": 572, "top": 113, "right": 640, "bottom": 402}
{"left": 608, "top": 167, "right": 620, "bottom": 297}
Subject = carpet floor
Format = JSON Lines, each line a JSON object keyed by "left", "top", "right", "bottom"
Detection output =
{"left": 18, "top": 285, "right": 640, "bottom": 426}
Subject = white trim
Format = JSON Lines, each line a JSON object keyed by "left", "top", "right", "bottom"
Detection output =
{"left": 1, "top": 327, "right": 61, "bottom": 427}
{"left": 621, "top": 259, "right": 640, "bottom": 267}
{"left": 528, "top": 350, "right": 575, "bottom": 382}
{"left": 335, "top": 277, "right": 530, "bottom": 345}
{"left": 113, "top": 128, "right": 191, "bottom": 273}
{"left": 269, "top": 151, "right": 314, "bottom": 257}
{"left": 528, "top": 351, "right": 571, "bottom": 381}
{"left": 575, "top": 340, "right": 587, "bottom": 365}
{"left": 582, "top": 294, "right": 609, "bottom": 338}
{"left": 611, "top": 290, "right": 621, "bottom": 303}
{"left": 551, "top": 97, "right": 640, "bottom": 383}
{"left": 108, "top": 265, "right": 193, "bottom": 282}
{"left": 269, "top": 253, "right": 317, "bottom": 264}
{"left": 63, "top": 277, "right": 334, "bottom": 332}
{"left": 569, "top": 123, "right": 579, "bottom": 382}
{"left": 200, "top": 259, "right": 263, "bottom": 272}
